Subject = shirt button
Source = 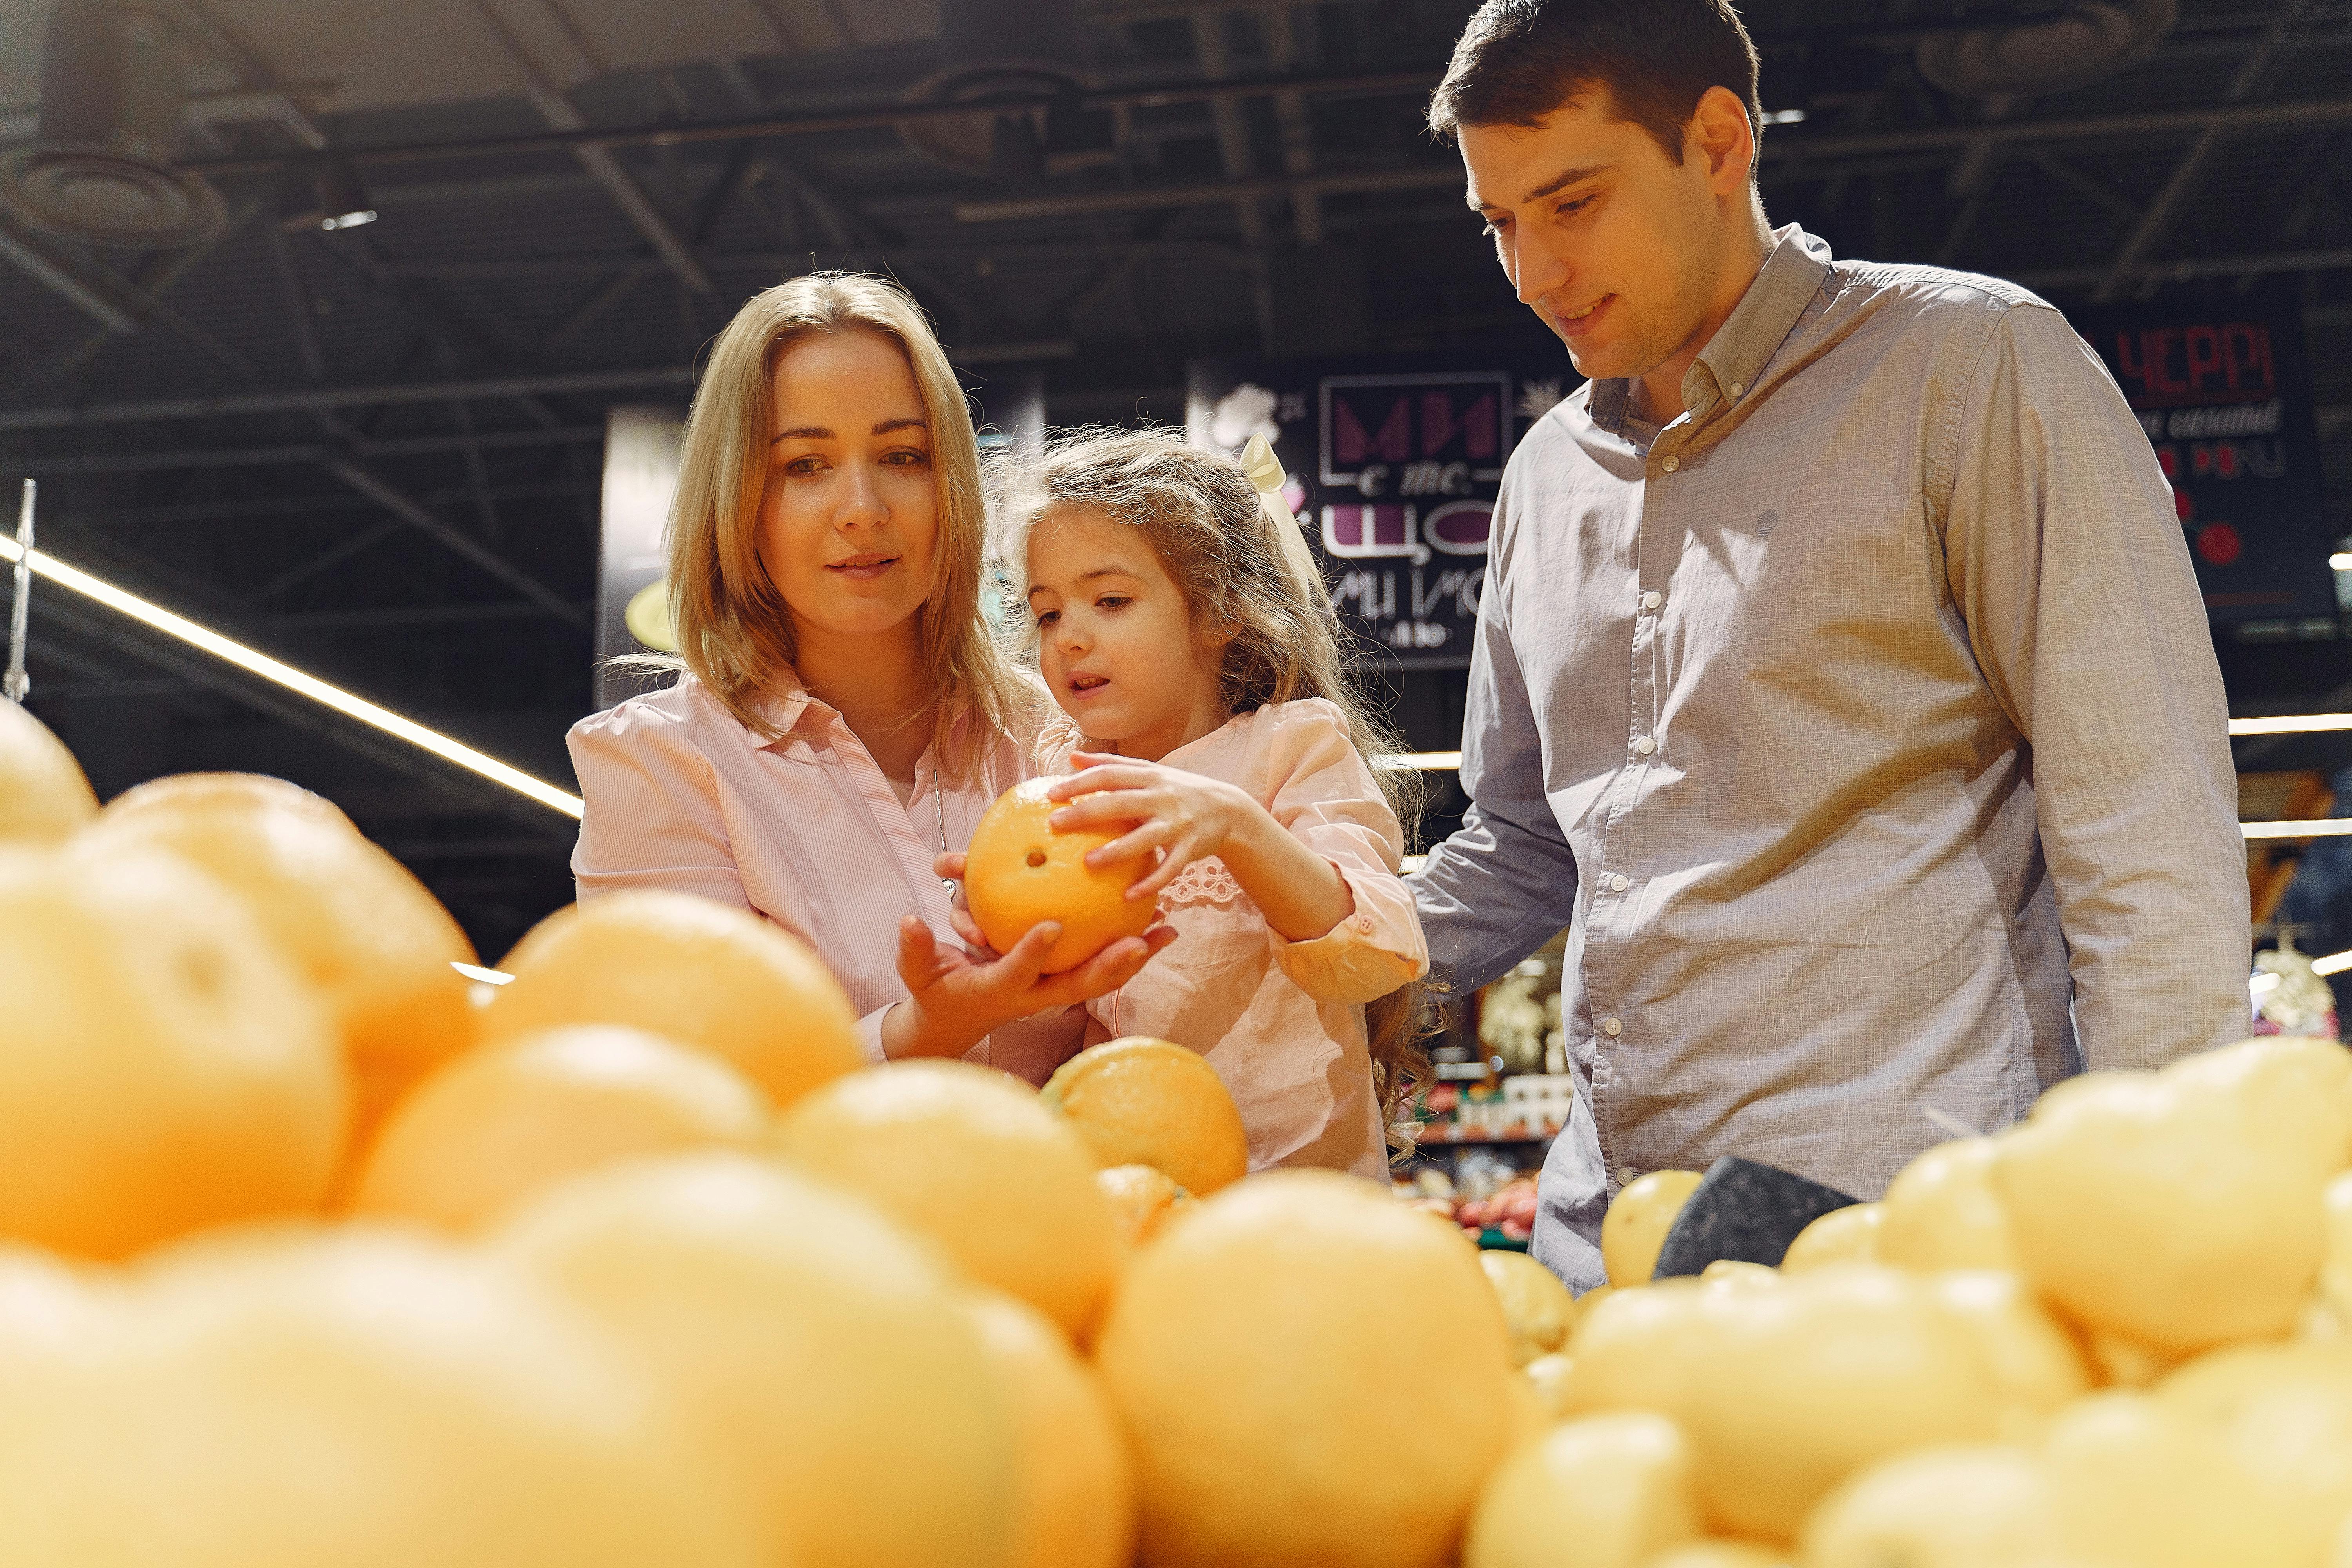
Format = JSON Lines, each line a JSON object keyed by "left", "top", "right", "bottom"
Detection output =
{"left": 1357, "top": 916, "right": 1373, "bottom": 935}
{"left": 1601, "top": 1016, "right": 1623, "bottom": 1037}
{"left": 1660, "top": 455, "right": 1680, "bottom": 473}
{"left": 1641, "top": 589, "right": 1662, "bottom": 612}
{"left": 1635, "top": 736, "right": 1657, "bottom": 756}
{"left": 1607, "top": 873, "right": 1631, "bottom": 893}
{"left": 1728, "top": 381, "right": 1744, "bottom": 396}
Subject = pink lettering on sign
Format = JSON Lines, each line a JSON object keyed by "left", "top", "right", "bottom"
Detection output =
{"left": 2111, "top": 321, "right": 2277, "bottom": 407}
{"left": 1321, "top": 504, "right": 1429, "bottom": 564}
{"left": 1332, "top": 397, "right": 1411, "bottom": 465}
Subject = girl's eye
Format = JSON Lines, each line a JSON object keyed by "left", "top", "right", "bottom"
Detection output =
{"left": 1555, "top": 196, "right": 1593, "bottom": 219}
{"left": 882, "top": 448, "right": 930, "bottom": 467}
{"left": 782, "top": 455, "right": 825, "bottom": 476}
{"left": 1034, "top": 609, "right": 1058, "bottom": 627}
{"left": 1095, "top": 595, "right": 1130, "bottom": 611}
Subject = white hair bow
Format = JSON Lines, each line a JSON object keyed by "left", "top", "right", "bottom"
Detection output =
{"left": 1239, "top": 433, "right": 1329, "bottom": 610}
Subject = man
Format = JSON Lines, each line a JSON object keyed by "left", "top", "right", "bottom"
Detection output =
{"left": 1408, "top": 0, "right": 2249, "bottom": 1291}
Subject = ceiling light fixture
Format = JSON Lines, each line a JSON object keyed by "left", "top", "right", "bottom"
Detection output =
{"left": 313, "top": 157, "right": 376, "bottom": 231}
{"left": 0, "top": 532, "right": 581, "bottom": 819}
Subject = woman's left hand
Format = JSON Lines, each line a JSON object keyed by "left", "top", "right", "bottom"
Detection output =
{"left": 1045, "top": 752, "right": 1259, "bottom": 901}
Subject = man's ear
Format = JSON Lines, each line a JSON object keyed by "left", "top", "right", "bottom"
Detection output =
{"left": 1689, "top": 85, "right": 1757, "bottom": 196}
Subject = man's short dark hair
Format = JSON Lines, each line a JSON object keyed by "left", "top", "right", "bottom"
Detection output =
{"left": 1426, "top": 0, "right": 1762, "bottom": 167}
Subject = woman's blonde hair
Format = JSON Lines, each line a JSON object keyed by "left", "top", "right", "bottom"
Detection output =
{"left": 990, "top": 426, "right": 1433, "bottom": 1160}
{"left": 660, "top": 270, "right": 1027, "bottom": 778}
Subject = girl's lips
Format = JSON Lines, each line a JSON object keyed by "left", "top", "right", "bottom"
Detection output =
{"left": 828, "top": 555, "right": 896, "bottom": 581}
{"left": 1065, "top": 674, "right": 1109, "bottom": 700}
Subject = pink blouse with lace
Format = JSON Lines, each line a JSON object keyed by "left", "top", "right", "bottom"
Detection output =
{"left": 1041, "top": 698, "right": 1429, "bottom": 1180}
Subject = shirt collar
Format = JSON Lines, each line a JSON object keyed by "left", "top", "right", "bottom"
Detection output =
{"left": 1589, "top": 223, "right": 1832, "bottom": 434}
{"left": 744, "top": 669, "right": 830, "bottom": 749}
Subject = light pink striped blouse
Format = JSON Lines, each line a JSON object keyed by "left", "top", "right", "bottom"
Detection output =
{"left": 566, "top": 670, "right": 1078, "bottom": 1078}
{"left": 1045, "top": 699, "right": 1429, "bottom": 1180}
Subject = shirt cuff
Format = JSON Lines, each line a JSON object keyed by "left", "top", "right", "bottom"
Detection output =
{"left": 1269, "top": 858, "right": 1429, "bottom": 1005}
{"left": 855, "top": 1003, "right": 892, "bottom": 1065}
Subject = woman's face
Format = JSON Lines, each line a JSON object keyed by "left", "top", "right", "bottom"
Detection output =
{"left": 758, "top": 328, "right": 940, "bottom": 651}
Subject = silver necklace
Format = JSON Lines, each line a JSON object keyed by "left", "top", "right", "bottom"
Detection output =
{"left": 933, "top": 770, "right": 957, "bottom": 895}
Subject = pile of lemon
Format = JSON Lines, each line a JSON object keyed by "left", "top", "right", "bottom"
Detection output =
{"left": 1476, "top": 1029, "right": 2352, "bottom": 1568}
{"left": 9, "top": 693, "right": 2352, "bottom": 1568}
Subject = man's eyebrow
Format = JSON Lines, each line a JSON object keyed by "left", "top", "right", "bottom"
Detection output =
{"left": 770, "top": 416, "right": 930, "bottom": 445}
{"left": 1468, "top": 162, "right": 1615, "bottom": 212}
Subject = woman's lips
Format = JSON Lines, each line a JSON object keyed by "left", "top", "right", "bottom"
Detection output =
{"left": 827, "top": 555, "right": 896, "bottom": 581}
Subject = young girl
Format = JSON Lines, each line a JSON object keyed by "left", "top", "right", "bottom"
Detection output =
{"left": 988, "top": 427, "right": 1430, "bottom": 1178}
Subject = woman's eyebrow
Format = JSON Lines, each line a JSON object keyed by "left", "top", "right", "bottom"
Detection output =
{"left": 770, "top": 417, "right": 928, "bottom": 445}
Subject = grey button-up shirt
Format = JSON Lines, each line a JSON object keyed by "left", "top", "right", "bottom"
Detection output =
{"left": 1410, "top": 225, "right": 2249, "bottom": 1291}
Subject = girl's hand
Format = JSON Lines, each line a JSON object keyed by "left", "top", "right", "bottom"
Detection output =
{"left": 1046, "top": 752, "right": 1260, "bottom": 901}
{"left": 885, "top": 855, "right": 1176, "bottom": 1059}
{"left": 1047, "top": 753, "right": 1357, "bottom": 944}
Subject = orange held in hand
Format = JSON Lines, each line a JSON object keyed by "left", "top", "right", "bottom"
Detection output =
{"left": 964, "top": 779, "right": 1157, "bottom": 975}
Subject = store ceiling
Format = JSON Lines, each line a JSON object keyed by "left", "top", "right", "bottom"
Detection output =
{"left": 0, "top": 0, "right": 2348, "bottom": 953}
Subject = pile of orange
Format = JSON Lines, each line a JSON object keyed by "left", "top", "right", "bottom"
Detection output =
{"left": 11, "top": 703, "right": 2348, "bottom": 1568}
{"left": 0, "top": 713, "right": 1526, "bottom": 1566}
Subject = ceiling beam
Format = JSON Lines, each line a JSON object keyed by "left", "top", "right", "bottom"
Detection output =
{"left": 0, "top": 367, "right": 694, "bottom": 434}
{"left": 466, "top": 0, "right": 714, "bottom": 294}
{"left": 319, "top": 458, "right": 588, "bottom": 627}
{"left": 4, "top": 425, "right": 603, "bottom": 475}
{"left": 2091, "top": 0, "right": 2321, "bottom": 301}
{"left": 178, "top": 67, "right": 1446, "bottom": 177}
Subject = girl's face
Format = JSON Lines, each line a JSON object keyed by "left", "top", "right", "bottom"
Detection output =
{"left": 1025, "top": 505, "right": 1230, "bottom": 762}
{"left": 757, "top": 329, "right": 939, "bottom": 655}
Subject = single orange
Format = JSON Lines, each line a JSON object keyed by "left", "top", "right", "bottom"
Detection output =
{"left": 0, "top": 701, "right": 97, "bottom": 845}
{"left": 770, "top": 1060, "right": 1120, "bottom": 1338}
{"left": 0, "top": 842, "right": 345, "bottom": 1258}
{"left": 485, "top": 890, "right": 864, "bottom": 1111}
{"left": 966, "top": 1289, "right": 1135, "bottom": 1568}
{"left": 1042, "top": 1037, "right": 1250, "bottom": 1196}
{"left": 1096, "top": 1163, "right": 1192, "bottom": 1251}
{"left": 348, "top": 1025, "right": 771, "bottom": 1230}
{"left": 84, "top": 773, "right": 477, "bottom": 1151}
{"left": 964, "top": 779, "right": 1156, "bottom": 974}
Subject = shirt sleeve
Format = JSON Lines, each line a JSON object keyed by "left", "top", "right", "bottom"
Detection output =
{"left": 567, "top": 706, "right": 753, "bottom": 911}
{"left": 570, "top": 707, "right": 900, "bottom": 1064}
{"left": 1408, "top": 503, "right": 1584, "bottom": 998}
{"left": 1940, "top": 302, "right": 2250, "bottom": 1070}
{"left": 1257, "top": 702, "right": 1430, "bottom": 1005}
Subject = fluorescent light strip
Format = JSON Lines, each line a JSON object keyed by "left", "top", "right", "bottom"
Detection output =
{"left": 2231, "top": 713, "right": 2352, "bottom": 737}
{"left": 2312, "top": 950, "right": 2352, "bottom": 977}
{"left": 2332, "top": 553, "right": 2352, "bottom": 571}
{"left": 1402, "top": 751, "right": 1462, "bottom": 771}
{"left": 2243, "top": 819, "right": 2352, "bottom": 840}
{"left": 0, "top": 534, "right": 583, "bottom": 819}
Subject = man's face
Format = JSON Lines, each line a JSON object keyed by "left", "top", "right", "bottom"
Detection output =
{"left": 1461, "top": 96, "right": 1725, "bottom": 387}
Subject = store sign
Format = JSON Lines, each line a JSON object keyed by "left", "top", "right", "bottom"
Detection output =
{"left": 2065, "top": 287, "right": 2332, "bottom": 625}
{"left": 1188, "top": 354, "right": 1573, "bottom": 668}
{"left": 595, "top": 405, "right": 684, "bottom": 710}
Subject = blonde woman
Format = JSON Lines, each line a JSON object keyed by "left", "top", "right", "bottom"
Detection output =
{"left": 568, "top": 273, "right": 1169, "bottom": 1069}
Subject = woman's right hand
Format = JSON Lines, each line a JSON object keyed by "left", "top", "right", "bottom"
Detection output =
{"left": 881, "top": 855, "right": 1173, "bottom": 1059}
